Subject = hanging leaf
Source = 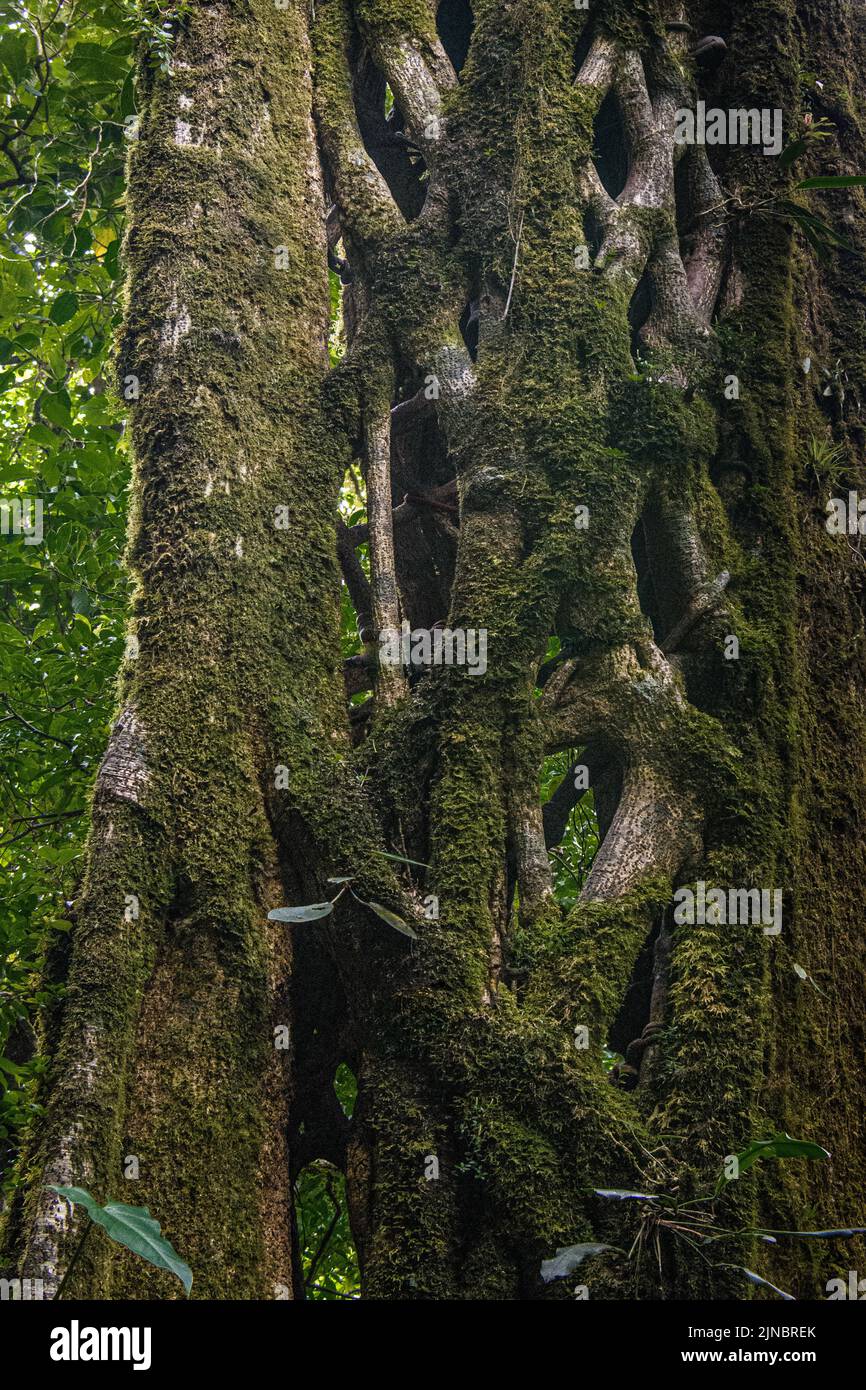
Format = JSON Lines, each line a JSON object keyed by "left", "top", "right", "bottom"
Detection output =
{"left": 540, "top": 1243, "right": 618, "bottom": 1282}
{"left": 39, "top": 389, "right": 72, "bottom": 429}
{"left": 772, "top": 199, "right": 853, "bottom": 261}
{"left": 779, "top": 118, "right": 835, "bottom": 169}
{"left": 91, "top": 225, "right": 118, "bottom": 260}
{"left": 364, "top": 900, "right": 418, "bottom": 939}
{"left": 779, "top": 138, "right": 809, "bottom": 170}
{"left": 49, "top": 1186, "right": 192, "bottom": 1295}
{"left": 268, "top": 902, "right": 334, "bottom": 923}
{"left": 738, "top": 1267, "right": 795, "bottom": 1300}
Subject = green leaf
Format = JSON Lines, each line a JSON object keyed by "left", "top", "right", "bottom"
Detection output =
{"left": 119, "top": 70, "right": 137, "bottom": 119}
{"left": 796, "top": 175, "right": 866, "bottom": 189}
{"left": 774, "top": 202, "right": 845, "bottom": 262}
{"left": 716, "top": 1133, "right": 830, "bottom": 1194}
{"left": 268, "top": 902, "right": 334, "bottom": 922}
{"left": 40, "top": 390, "right": 72, "bottom": 429}
{"left": 371, "top": 849, "right": 430, "bottom": 868}
{"left": 779, "top": 120, "right": 834, "bottom": 169}
{"left": 0, "top": 33, "right": 31, "bottom": 84}
{"left": 49, "top": 1186, "right": 192, "bottom": 1295}
{"left": 30, "top": 617, "right": 56, "bottom": 642}
{"left": 49, "top": 292, "right": 79, "bottom": 326}
{"left": 738, "top": 1133, "right": 830, "bottom": 1168}
{"left": 68, "top": 43, "right": 130, "bottom": 82}
{"left": 365, "top": 901, "right": 418, "bottom": 939}
{"left": 28, "top": 423, "right": 57, "bottom": 447}
{"left": 104, "top": 239, "right": 120, "bottom": 279}
{"left": 779, "top": 138, "right": 809, "bottom": 170}
{"left": 540, "top": 1243, "right": 618, "bottom": 1282}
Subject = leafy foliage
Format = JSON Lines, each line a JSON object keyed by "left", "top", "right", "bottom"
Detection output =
{"left": 0, "top": 0, "right": 139, "bottom": 1180}
{"left": 294, "top": 1065, "right": 359, "bottom": 1300}
{"left": 540, "top": 746, "right": 600, "bottom": 907}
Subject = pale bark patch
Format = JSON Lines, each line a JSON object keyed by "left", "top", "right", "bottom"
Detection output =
{"left": 96, "top": 707, "right": 148, "bottom": 807}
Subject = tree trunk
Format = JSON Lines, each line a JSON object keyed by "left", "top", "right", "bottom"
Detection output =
{"left": 3, "top": 0, "right": 865, "bottom": 1301}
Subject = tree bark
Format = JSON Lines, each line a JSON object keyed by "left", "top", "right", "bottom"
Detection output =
{"left": 4, "top": 0, "right": 866, "bottom": 1301}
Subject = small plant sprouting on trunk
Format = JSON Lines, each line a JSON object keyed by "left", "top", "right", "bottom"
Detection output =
{"left": 267, "top": 852, "right": 425, "bottom": 940}
{"left": 49, "top": 1186, "right": 192, "bottom": 1298}
{"left": 542, "top": 1135, "right": 866, "bottom": 1299}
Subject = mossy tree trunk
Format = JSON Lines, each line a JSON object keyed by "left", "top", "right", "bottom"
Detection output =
{"left": 4, "top": 0, "right": 866, "bottom": 1300}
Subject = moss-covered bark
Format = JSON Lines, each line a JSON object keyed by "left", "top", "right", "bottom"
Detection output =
{"left": 2, "top": 0, "right": 368, "bottom": 1299}
{"left": 325, "top": 0, "right": 866, "bottom": 1299}
{"left": 4, "top": 0, "right": 865, "bottom": 1302}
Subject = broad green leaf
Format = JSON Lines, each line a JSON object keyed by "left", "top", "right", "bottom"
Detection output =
{"left": 0, "top": 32, "right": 31, "bottom": 84}
{"left": 49, "top": 1186, "right": 192, "bottom": 1294}
{"left": 28, "top": 423, "right": 57, "bottom": 447}
{"left": 715, "top": 1133, "right": 830, "bottom": 1194}
{"left": 779, "top": 122, "right": 834, "bottom": 169}
{"left": 49, "top": 292, "right": 79, "bottom": 326}
{"left": 68, "top": 43, "right": 129, "bottom": 82}
{"left": 40, "top": 390, "right": 72, "bottom": 429}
